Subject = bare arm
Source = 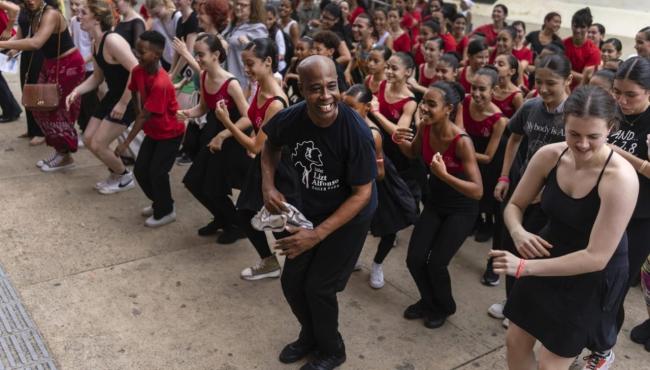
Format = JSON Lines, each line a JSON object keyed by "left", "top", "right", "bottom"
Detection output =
{"left": 220, "top": 98, "right": 283, "bottom": 154}
{"left": 371, "top": 129, "right": 385, "bottom": 180}
{"left": 0, "top": 9, "right": 60, "bottom": 50}
{"left": 370, "top": 99, "right": 416, "bottom": 136}
{"left": 609, "top": 144, "right": 650, "bottom": 179}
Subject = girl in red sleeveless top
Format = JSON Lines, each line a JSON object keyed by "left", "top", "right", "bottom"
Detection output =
{"left": 370, "top": 52, "right": 421, "bottom": 201}
{"left": 364, "top": 45, "right": 390, "bottom": 95}
{"left": 387, "top": 7, "right": 412, "bottom": 53}
{"left": 408, "top": 39, "right": 440, "bottom": 95}
{"left": 492, "top": 54, "right": 523, "bottom": 118}
{"left": 179, "top": 34, "right": 250, "bottom": 243}
{"left": 459, "top": 38, "right": 489, "bottom": 93}
{"left": 215, "top": 38, "right": 295, "bottom": 282}
{"left": 393, "top": 81, "right": 482, "bottom": 329}
{"left": 489, "top": 26, "right": 530, "bottom": 86}
{"left": 459, "top": 66, "right": 507, "bottom": 253}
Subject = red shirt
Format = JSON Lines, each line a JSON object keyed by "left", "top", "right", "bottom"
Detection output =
{"left": 472, "top": 24, "right": 499, "bottom": 46}
{"left": 348, "top": 6, "right": 365, "bottom": 24}
{"left": 0, "top": 11, "right": 16, "bottom": 37}
{"left": 418, "top": 64, "right": 437, "bottom": 88}
{"left": 512, "top": 46, "right": 533, "bottom": 64}
{"left": 564, "top": 37, "right": 600, "bottom": 90}
{"left": 393, "top": 32, "right": 412, "bottom": 53}
{"left": 440, "top": 33, "right": 457, "bottom": 53}
{"left": 128, "top": 65, "right": 185, "bottom": 140}
{"left": 456, "top": 35, "right": 469, "bottom": 56}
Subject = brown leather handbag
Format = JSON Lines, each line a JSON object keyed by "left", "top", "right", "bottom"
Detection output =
{"left": 21, "top": 7, "right": 61, "bottom": 112}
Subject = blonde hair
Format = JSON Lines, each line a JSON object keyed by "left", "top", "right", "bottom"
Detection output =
{"left": 145, "top": 0, "right": 176, "bottom": 13}
{"left": 87, "top": 0, "right": 118, "bottom": 31}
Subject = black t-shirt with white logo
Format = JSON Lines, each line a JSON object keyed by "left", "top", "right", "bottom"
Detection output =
{"left": 263, "top": 102, "right": 378, "bottom": 224}
{"left": 608, "top": 107, "right": 650, "bottom": 218}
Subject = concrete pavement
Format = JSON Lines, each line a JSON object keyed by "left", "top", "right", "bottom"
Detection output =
{"left": 0, "top": 71, "right": 649, "bottom": 369}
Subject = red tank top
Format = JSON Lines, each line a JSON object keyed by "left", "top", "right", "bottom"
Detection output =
{"left": 492, "top": 90, "right": 521, "bottom": 118}
{"left": 421, "top": 126, "right": 465, "bottom": 175}
{"left": 459, "top": 66, "right": 471, "bottom": 94}
{"left": 201, "top": 72, "right": 236, "bottom": 110}
{"left": 378, "top": 80, "right": 415, "bottom": 123}
{"left": 418, "top": 64, "right": 437, "bottom": 88}
{"left": 462, "top": 96, "right": 503, "bottom": 138}
{"left": 247, "top": 87, "right": 286, "bottom": 133}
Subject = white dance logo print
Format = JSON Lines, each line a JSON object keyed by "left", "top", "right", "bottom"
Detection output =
{"left": 292, "top": 141, "right": 340, "bottom": 191}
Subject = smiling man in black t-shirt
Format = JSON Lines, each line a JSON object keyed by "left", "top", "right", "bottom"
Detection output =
{"left": 261, "top": 55, "right": 377, "bottom": 370}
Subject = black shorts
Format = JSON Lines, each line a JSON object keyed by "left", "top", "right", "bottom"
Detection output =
{"left": 92, "top": 94, "right": 136, "bottom": 126}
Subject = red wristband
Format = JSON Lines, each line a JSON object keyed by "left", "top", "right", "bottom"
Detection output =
{"left": 515, "top": 259, "right": 526, "bottom": 279}
{"left": 498, "top": 176, "right": 510, "bottom": 183}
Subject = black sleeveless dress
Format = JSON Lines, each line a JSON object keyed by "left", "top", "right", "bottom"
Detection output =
{"left": 504, "top": 148, "right": 629, "bottom": 357}
{"left": 92, "top": 32, "right": 135, "bottom": 125}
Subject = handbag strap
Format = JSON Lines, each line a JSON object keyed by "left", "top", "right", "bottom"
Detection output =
{"left": 24, "top": 5, "right": 62, "bottom": 83}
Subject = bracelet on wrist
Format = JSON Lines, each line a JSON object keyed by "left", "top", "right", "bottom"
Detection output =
{"left": 515, "top": 259, "right": 527, "bottom": 279}
{"left": 498, "top": 176, "right": 510, "bottom": 183}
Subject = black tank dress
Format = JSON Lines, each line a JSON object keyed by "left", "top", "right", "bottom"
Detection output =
{"left": 92, "top": 32, "right": 135, "bottom": 125}
{"left": 369, "top": 126, "right": 418, "bottom": 236}
{"left": 504, "top": 148, "right": 629, "bottom": 357}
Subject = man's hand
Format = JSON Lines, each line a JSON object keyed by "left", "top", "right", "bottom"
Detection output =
{"left": 114, "top": 142, "right": 129, "bottom": 157}
{"left": 263, "top": 186, "right": 288, "bottom": 214}
{"left": 274, "top": 226, "right": 321, "bottom": 259}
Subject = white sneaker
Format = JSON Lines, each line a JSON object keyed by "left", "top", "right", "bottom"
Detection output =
{"left": 95, "top": 172, "right": 118, "bottom": 190}
{"left": 369, "top": 262, "right": 385, "bottom": 289}
{"left": 41, "top": 153, "right": 74, "bottom": 172}
{"left": 488, "top": 300, "right": 506, "bottom": 319}
{"left": 582, "top": 350, "right": 615, "bottom": 370}
{"left": 502, "top": 318, "right": 509, "bottom": 328}
{"left": 36, "top": 151, "right": 60, "bottom": 168}
{"left": 141, "top": 205, "right": 154, "bottom": 217}
{"left": 144, "top": 210, "right": 176, "bottom": 228}
{"left": 98, "top": 171, "right": 135, "bottom": 194}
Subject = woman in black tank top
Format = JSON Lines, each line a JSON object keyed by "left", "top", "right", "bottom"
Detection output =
{"left": 490, "top": 86, "right": 638, "bottom": 368}
{"left": 0, "top": 0, "right": 85, "bottom": 172}
{"left": 65, "top": 0, "right": 139, "bottom": 195}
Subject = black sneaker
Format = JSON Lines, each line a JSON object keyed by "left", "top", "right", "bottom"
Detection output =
{"left": 217, "top": 226, "right": 245, "bottom": 244}
{"left": 423, "top": 312, "right": 447, "bottom": 329}
{"left": 481, "top": 259, "right": 500, "bottom": 286}
{"left": 279, "top": 340, "right": 315, "bottom": 364}
{"left": 474, "top": 216, "right": 493, "bottom": 242}
{"left": 631, "top": 319, "right": 650, "bottom": 344}
{"left": 176, "top": 153, "right": 192, "bottom": 166}
{"left": 403, "top": 301, "right": 426, "bottom": 320}
{"left": 300, "top": 352, "right": 346, "bottom": 370}
{"left": 198, "top": 220, "right": 221, "bottom": 236}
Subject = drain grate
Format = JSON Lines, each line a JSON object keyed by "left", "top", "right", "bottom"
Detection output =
{"left": 0, "top": 267, "right": 56, "bottom": 370}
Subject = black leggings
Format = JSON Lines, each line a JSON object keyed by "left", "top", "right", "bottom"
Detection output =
{"left": 616, "top": 217, "right": 650, "bottom": 331}
{"left": 406, "top": 204, "right": 477, "bottom": 316}
{"left": 373, "top": 233, "right": 397, "bottom": 264}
